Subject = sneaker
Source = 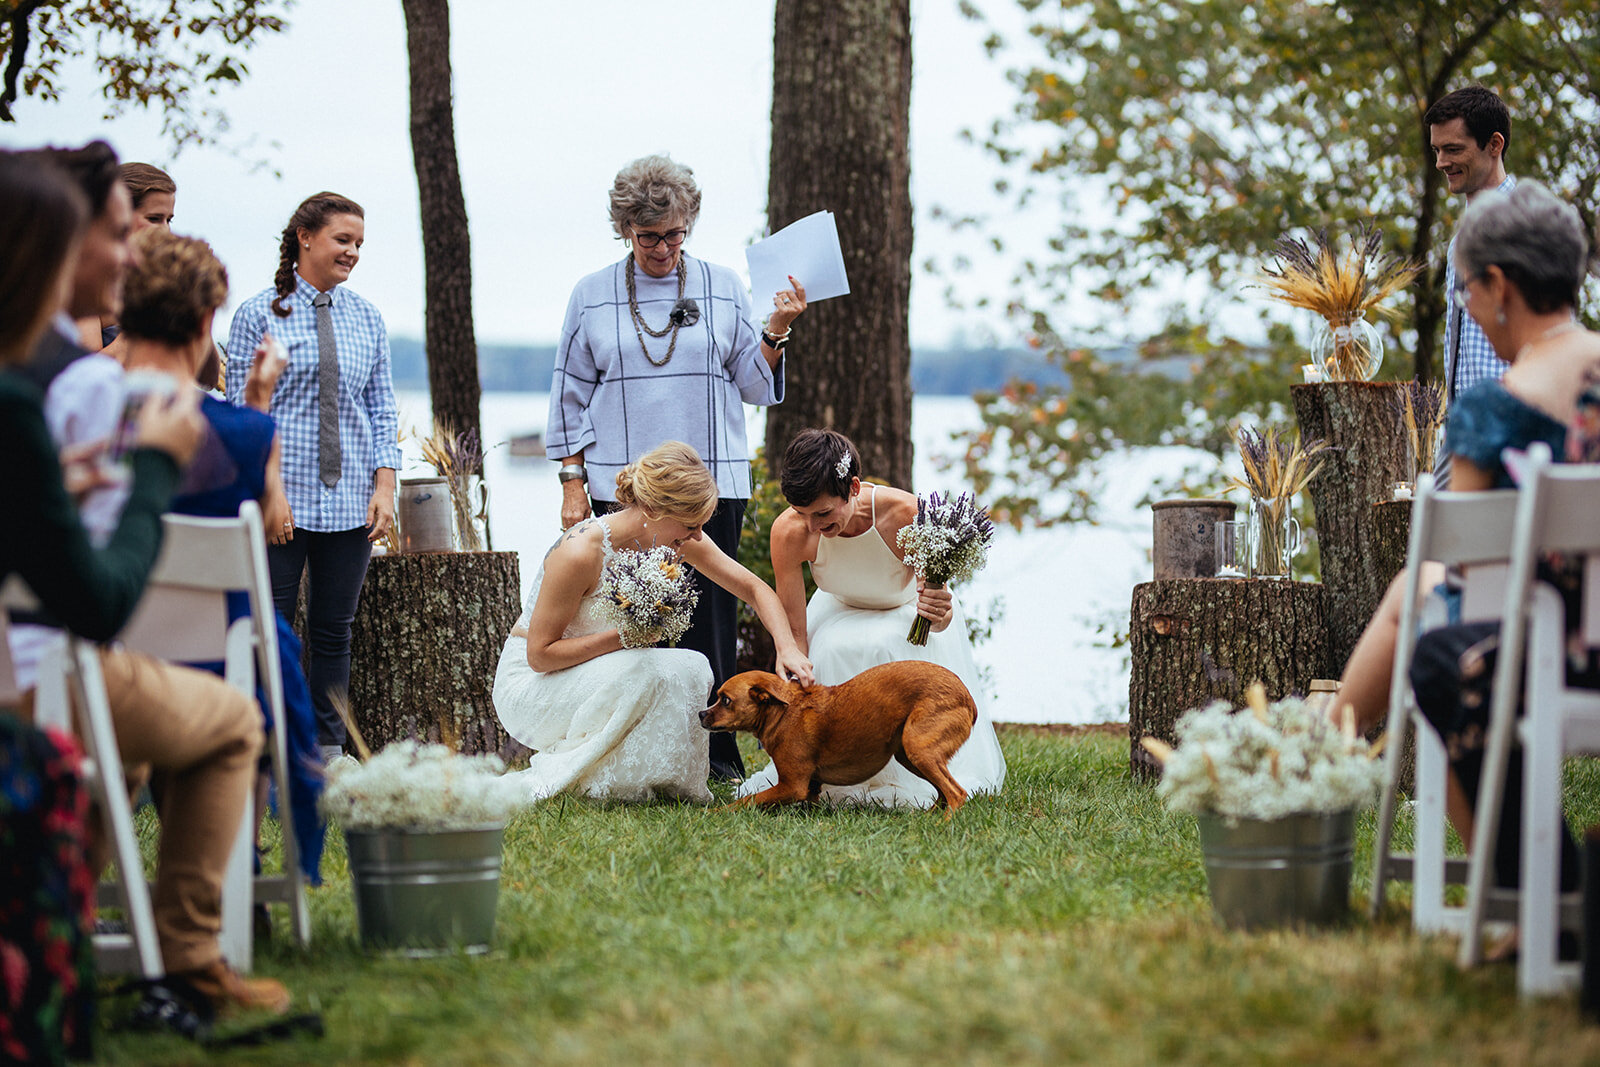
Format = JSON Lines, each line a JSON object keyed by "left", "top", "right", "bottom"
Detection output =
{"left": 174, "top": 959, "right": 291, "bottom": 1016}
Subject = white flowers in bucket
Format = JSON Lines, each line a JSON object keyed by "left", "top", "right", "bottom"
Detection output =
{"left": 1142, "top": 685, "right": 1384, "bottom": 824}
{"left": 321, "top": 741, "right": 524, "bottom": 831}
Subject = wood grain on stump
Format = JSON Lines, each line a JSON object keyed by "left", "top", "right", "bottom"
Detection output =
{"left": 1291, "top": 381, "right": 1410, "bottom": 672}
{"left": 1128, "top": 578, "right": 1332, "bottom": 780}
{"left": 347, "top": 551, "right": 523, "bottom": 758}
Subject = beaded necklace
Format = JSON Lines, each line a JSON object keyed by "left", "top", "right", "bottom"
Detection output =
{"left": 625, "top": 255, "right": 687, "bottom": 367}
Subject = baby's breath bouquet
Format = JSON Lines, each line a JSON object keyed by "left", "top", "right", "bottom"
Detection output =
{"left": 896, "top": 491, "right": 996, "bottom": 646}
{"left": 321, "top": 741, "right": 523, "bottom": 831}
{"left": 596, "top": 546, "right": 700, "bottom": 649}
{"left": 1140, "top": 686, "right": 1384, "bottom": 824}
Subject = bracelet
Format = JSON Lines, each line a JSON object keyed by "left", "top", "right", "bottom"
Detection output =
{"left": 762, "top": 329, "right": 791, "bottom": 350}
{"left": 557, "top": 464, "right": 588, "bottom": 484}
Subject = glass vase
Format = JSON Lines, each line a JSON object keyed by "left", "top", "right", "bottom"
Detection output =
{"left": 1309, "top": 313, "right": 1383, "bottom": 382}
{"left": 1248, "top": 495, "right": 1301, "bottom": 579}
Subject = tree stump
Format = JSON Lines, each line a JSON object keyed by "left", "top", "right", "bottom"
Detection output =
{"left": 347, "top": 551, "right": 524, "bottom": 758}
{"left": 1291, "top": 381, "right": 1410, "bottom": 671}
{"left": 1129, "top": 578, "right": 1332, "bottom": 780}
{"left": 1371, "top": 499, "right": 1412, "bottom": 594}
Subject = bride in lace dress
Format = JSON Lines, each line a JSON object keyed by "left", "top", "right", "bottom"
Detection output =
{"left": 494, "top": 442, "right": 812, "bottom": 802}
{"left": 737, "top": 429, "right": 1007, "bottom": 808}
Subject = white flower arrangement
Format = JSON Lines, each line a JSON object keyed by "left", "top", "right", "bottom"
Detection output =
{"left": 1142, "top": 685, "right": 1384, "bottom": 824}
{"left": 320, "top": 740, "right": 524, "bottom": 831}
{"left": 896, "top": 491, "right": 996, "bottom": 645}
{"left": 596, "top": 545, "right": 700, "bottom": 649}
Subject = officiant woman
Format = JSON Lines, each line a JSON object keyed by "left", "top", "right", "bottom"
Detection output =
{"left": 545, "top": 154, "right": 808, "bottom": 781}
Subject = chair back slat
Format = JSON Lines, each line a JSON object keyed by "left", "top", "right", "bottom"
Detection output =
{"left": 1420, "top": 489, "right": 1520, "bottom": 566}
{"left": 1525, "top": 463, "right": 1600, "bottom": 557}
{"left": 145, "top": 513, "right": 260, "bottom": 591}
{"left": 118, "top": 510, "right": 260, "bottom": 660}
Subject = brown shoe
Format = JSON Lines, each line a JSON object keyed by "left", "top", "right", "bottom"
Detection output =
{"left": 174, "top": 959, "right": 291, "bottom": 1016}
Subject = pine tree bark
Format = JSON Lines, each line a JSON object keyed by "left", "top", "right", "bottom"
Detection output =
{"left": 765, "top": 0, "right": 913, "bottom": 489}
{"left": 400, "top": 0, "right": 482, "bottom": 453}
{"left": 346, "top": 552, "right": 524, "bottom": 758}
{"left": 1291, "top": 381, "right": 1410, "bottom": 672}
{"left": 1129, "top": 578, "right": 1332, "bottom": 780}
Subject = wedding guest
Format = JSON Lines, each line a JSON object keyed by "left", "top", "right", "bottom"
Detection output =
{"left": 1, "top": 150, "right": 291, "bottom": 1015}
{"left": 94, "top": 161, "right": 178, "bottom": 362}
{"left": 494, "top": 441, "right": 813, "bottom": 802}
{"left": 227, "top": 192, "right": 400, "bottom": 763}
{"left": 545, "top": 155, "right": 809, "bottom": 782}
{"left": 736, "top": 429, "right": 1007, "bottom": 807}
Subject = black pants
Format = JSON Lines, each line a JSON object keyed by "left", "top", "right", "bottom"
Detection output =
{"left": 268, "top": 528, "right": 373, "bottom": 748}
{"left": 593, "top": 496, "right": 746, "bottom": 777}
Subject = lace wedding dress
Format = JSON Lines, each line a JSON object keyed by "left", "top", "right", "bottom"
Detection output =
{"left": 493, "top": 517, "right": 713, "bottom": 802}
{"left": 736, "top": 486, "right": 1007, "bottom": 807}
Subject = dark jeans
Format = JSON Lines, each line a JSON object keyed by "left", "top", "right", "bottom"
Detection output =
{"left": 267, "top": 527, "right": 373, "bottom": 748}
{"left": 593, "top": 496, "right": 747, "bottom": 777}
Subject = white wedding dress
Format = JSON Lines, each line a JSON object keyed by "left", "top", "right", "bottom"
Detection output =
{"left": 736, "top": 486, "right": 1007, "bottom": 807}
{"left": 493, "top": 517, "right": 713, "bottom": 803}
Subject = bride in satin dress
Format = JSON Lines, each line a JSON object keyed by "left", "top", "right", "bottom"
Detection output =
{"left": 737, "top": 429, "right": 1007, "bottom": 807}
{"left": 494, "top": 442, "right": 812, "bottom": 802}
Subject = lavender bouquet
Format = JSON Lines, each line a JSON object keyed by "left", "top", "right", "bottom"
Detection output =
{"left": 895, "top": 491, "right": 996, "bottom": 646}
{"left": 596, "top": 546, "right": 700, "bottom": 649}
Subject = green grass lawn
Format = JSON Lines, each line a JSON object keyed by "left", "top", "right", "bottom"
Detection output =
{"left": 99, "top": 727, "right": 1600, "bottom": 1065}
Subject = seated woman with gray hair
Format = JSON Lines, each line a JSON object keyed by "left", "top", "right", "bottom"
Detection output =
{"left": 1407, "top": 180, "right": 1600, "bottom": 902}
{"left": 546, "top": 155, "right": 809, "bottom": 782}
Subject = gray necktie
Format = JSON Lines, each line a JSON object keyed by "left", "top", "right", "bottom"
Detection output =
{"left": 313, "top": 292, "right": 341, "bottom": 487}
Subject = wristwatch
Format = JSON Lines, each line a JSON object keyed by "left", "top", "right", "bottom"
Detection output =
{"left": 558, "top": 464, "right": 588, "bottom": 484}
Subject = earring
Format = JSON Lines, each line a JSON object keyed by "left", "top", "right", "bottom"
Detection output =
{"left": 1495, "top": 307, "right": 1508, "bottom": 326}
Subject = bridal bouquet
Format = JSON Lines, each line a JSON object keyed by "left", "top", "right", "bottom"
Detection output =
{"left": 1140, "top": 685, "right": 1384, "bottom": 824}
{"left": 596, "top": 546, "right": 700, "bottom": 648}
{"left": 896, "top": 491, "right": 996, "bottom": 646}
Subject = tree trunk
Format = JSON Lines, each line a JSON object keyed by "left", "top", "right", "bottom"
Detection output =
{"left": 347, "top": 552, "right": 524, "bottom": 759}
{"left": 765, "top": 0, "right": 913, "bottom": 489}
{"left": 1129, "top": 578, "right": 1332, "bottom": 780}
{"left": 400, "top": 0, "right": 482, "bottom": 455}
{"left": 1371, "top": 499, "right": 1412, "bottom": 594}
{"left": 1291, "top": 381, "right": 1410, "bottom": 672}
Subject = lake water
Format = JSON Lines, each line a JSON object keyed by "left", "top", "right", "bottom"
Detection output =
{"left": 393, "top": 390, "right": 1193, "bottom": 724}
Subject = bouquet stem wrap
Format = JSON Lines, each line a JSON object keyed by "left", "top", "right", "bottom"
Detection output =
{"left": 907, "top": 580, "right": 944, "bottom": 647}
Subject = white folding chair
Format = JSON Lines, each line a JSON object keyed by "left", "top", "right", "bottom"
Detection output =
{"left": 117, "top": 501, "right": 311, "bottom": 970}
{"left": 1, "top": 576, "right": 164, "bottom": 979}
{"left": 1459, "top": 450, "right": 1600, "bottom": 994}
{"left": 1368, "top": 473, "right": 1521, "bottom": 933}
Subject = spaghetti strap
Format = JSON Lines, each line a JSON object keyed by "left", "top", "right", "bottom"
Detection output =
{"left": 869, "top": 483, "right": 878, "bottom": 523}
{"left": 595, "top": 515, "right": 616, "bottom": 560}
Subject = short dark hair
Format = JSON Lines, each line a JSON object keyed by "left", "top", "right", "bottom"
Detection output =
{"left": 29, "top": 140, "right": 121, "bottom": 217}
{"left": 1425, "top": 86, "right": 1511, "bottom": 153}
{"left": 780, "top": 428, "right": 860, "bottom": 507}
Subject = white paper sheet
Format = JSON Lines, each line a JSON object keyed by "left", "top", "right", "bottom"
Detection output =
{"left": 745, "top": 210, "right": 850, "bottom": 304}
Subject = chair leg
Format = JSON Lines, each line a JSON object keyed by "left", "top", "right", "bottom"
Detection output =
{"left": 1414, "top": 719, "right": 1451, "bottom": 933}
{"left": 1519, "top": 600, "right": 1568, "bottom": 995}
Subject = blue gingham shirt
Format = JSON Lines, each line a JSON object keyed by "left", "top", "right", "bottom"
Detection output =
{"left": 546, "top": 254, "right": 784, "bottom": 501}
{"left": 226, "top": 275, "right": 402, "bottom": 531}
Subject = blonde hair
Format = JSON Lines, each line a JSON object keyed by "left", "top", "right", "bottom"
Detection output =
{"left": 614, "top": 441, "right": 717, "bottom": 523}
{"left": 121, "top": 229, "right": 228, "bottom": 346}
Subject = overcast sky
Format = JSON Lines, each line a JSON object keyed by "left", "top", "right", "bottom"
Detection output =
{"left": 2, "top": 0, "right": 1058, "bottom": 349}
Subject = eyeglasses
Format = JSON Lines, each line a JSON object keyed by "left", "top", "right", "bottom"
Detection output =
{"left": 632, "top": 228, "right": 687, "bottom": 249}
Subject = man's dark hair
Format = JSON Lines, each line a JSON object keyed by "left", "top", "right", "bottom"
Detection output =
{"left": 1425, "top": 86, "right": 1511, "bottom": 153}
{"left": 25, "top": 140, "right": 120, "bottom": 217}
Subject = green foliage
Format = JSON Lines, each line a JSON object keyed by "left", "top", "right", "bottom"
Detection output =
{"left": 965, "top": 0, "right": 1600, "bottom": 381}
{"left": 734, "top": 446, "right": 812, "bottom": 670}
{"left": 108, "top": 737, "right": 1600, "bottom": 1063}
{"left": 0, "top": 0, "right": 292, "bottom": 147}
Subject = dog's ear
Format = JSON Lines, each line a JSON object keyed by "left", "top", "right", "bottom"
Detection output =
{"left": 748, "top": 682, "right": 790, "bottom": 710}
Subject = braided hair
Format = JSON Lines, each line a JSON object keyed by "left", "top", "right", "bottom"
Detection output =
{"left": 270, "top": 191, "right": 364, "bottom": 318}
{"left": 780, "top": 428, "right": 859, "bottom": 507}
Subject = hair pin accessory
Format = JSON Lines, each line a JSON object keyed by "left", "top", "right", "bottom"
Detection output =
{"left": 835, "top": 451, "right": 852, "bottom": 479}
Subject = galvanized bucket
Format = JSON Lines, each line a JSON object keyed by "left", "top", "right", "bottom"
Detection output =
{"left": 345, "top": 824, "right": 504, "bottom": 955}
{"left": 1196, "top": 810, "right": 1356, "bottom": 930}
{"left": 397, "top": 476, "right": 455, "bottom": 553}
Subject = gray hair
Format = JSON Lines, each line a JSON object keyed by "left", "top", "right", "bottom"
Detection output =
{"left": 1454, "top": 181, "right": 1591, "bottom": 314}
{"left": 608, "top": 155, "right": 702, "bottom": 239}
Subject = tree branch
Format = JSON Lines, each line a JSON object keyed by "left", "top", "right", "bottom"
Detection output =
{"left": 0, "top": 0, "right": 50, "bottom": 122}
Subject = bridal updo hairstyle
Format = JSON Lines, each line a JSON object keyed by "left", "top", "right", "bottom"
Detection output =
{"left": 780, "top": 428, "right": 860, "bottom": 507}
{"left": 121, "top": 230, "right": 229, "bottom": 347}
{"left": 614, "top": 441, "right": 718, "bottom": 524}
{"left": 609, "top": 155, "right": 702, "bottom": 238}
{"left": 271, "top": 191, "right": 364, "bottom": 317}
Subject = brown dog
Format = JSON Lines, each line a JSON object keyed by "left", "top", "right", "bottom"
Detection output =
{"left": 700, "top": 661, "right": 977, "bottom": 812}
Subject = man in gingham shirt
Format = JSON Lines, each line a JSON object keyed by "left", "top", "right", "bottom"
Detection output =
{"left": 1425, "top": 87, "right": 1515, "bottom": 486}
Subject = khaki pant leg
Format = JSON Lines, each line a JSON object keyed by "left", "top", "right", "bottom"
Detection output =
{"left": 98, "top": 650, "right": 262, "bottom": 974}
